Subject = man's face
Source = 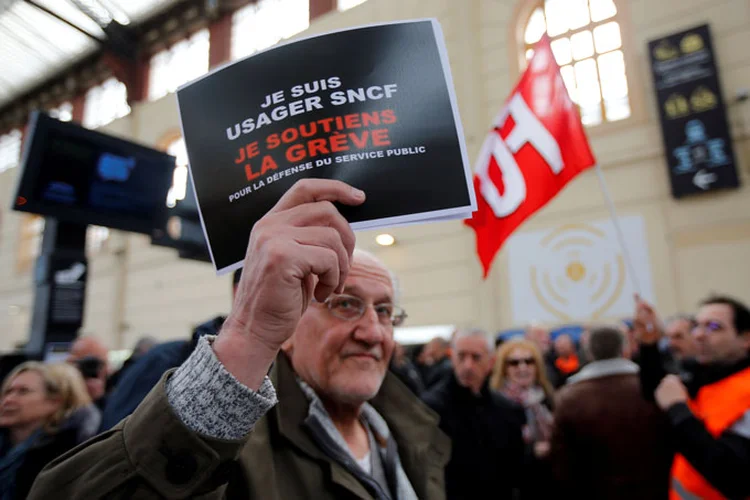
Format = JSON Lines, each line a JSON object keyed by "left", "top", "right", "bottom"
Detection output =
{"left": 526, "top": 327, "right": 550, "bottom": 354}
{"left": 68, "top": 338, "right": 108, "bottom": 364}
{"left": 285, "top": 255, "right": 396, "bottom": 405}
{"left": 665, "top": 318, "right": 698, "bottom": 361}
{"left": 554, "top": 335, "right": 575, "bottom": 357}
{"left": 418, "top": 339, "right": 445, "bottom": 365}
{"left": 452, "top": 335, "right": 493, "bottom": 394}
{"left": 694, "top": 304, "right": 749, "bottom": 365}
{"left": 0, "top": 371, "right": 60, "bottom": 429}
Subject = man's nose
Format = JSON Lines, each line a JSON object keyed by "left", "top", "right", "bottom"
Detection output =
{"left": 353, "top": 306, "right": 386, "bottom": 345}
{"left": 460, "top": 359, "right": 475, "bottom": 371}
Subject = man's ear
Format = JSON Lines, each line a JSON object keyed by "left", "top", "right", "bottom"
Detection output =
{"left": 739, "top": 330, "right": 750, "bottom": 351}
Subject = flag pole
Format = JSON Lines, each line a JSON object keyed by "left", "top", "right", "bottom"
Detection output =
{"left": 594, "top": 164, "right": 642, "bottom": 295}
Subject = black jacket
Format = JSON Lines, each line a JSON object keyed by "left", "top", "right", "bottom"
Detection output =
{"left": 639, "top": 344, "right": 750, "bottom": 499}
{"left": 388, "top": 358, "right": 424, "bottom": 396}
{"left": 422, "top": 375, "right": 526, "bottom": 500}
{"left": 419, "top": 357, "right": 453, "bottom": 391}
{"left": 543, "top": 351, "right": 563, "bottom": 388}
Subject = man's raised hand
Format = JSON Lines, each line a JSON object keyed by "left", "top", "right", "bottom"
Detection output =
{"left": 214, "top": 179, "right": 365, "bottom": 389}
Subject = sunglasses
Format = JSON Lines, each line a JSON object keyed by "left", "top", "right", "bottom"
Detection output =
{"left": 507, "top": 357, "right": 535, "bottom": 367}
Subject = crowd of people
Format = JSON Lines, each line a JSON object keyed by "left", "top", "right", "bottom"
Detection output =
{"left": 0, "top": 180, "right": 748, "bottom": 499}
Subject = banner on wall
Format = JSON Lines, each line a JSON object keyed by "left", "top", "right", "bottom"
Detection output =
{"left": 506, "top": 215, "right": 655, "bottom": 324}
{"left": 648, "top": 24, "right": 740, "bottom": 198}
{"left": 177, "top": 19, "right": 475, "bottom": 274}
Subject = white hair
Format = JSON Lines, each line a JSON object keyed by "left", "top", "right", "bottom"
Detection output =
{"left": 452, "top": 328, "right": 494, "bottom": 353}
{"left": 352, "top": 248, "right": 402, "bottom": 304}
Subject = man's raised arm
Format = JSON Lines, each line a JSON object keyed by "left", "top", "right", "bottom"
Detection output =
{"left": 27, "top": 179, "right": 365, "bottom": 500}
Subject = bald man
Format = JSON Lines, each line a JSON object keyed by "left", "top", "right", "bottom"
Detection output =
{"left": 67, "top": 336, "right": 109, "bottom": 409}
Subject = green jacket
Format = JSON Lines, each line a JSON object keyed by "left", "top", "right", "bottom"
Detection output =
{"left": 28, "top": 354, "right": 450, "bottom": 499}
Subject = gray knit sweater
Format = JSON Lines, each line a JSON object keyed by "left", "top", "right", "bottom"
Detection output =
{"left": 165, "top": 336, "right": 278, "bottom": 440}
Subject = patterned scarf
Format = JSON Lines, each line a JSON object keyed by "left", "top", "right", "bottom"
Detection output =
{"left": 502, "top": 383, "right": 554, "bottom": 443}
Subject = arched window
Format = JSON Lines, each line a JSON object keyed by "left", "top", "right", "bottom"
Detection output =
{"left": 231, "top": 0, "right": 309, "bottom": 61}
{"left": 83, "top": 77, "right": 131, "bottom": 129}
{"left": 48, "top": 102, "right": 73, "bottom": 122}
{"left": 166, "top": 137, "right": 189, "bottom": 208}
{"left": 0, "top": 129, "right": 22, "bottom": 173}
{"left": 523, "top": 0, "right": 630, "bottom": 126}
{"left": 148, "top": 30, "right": 210, "bottom": 101}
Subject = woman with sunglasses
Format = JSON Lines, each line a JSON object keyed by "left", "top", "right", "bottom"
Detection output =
{"left": 490, "top": 338, "right": 555, "bottom": 499}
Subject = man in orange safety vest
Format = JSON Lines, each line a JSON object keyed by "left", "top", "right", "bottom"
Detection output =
{"left": 636, "top": 294, "right": 750, "bottom": 500}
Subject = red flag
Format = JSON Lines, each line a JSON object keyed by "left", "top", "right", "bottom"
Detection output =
{"left": 465, "top": 35, "right": 596, "bottom": 277}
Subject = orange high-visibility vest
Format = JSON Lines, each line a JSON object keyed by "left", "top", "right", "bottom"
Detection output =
{"left": 669, "top": 366, "right": 750, "bottom": 500}
{"left": 554, "top": 354, "right": 580, "bottom": 374}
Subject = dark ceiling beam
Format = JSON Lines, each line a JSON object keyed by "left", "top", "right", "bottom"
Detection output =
{"left": 23, "top": 0, "right": 105, "bottom": 44}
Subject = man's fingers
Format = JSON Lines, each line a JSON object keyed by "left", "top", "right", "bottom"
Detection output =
{"left": 271, "top": 179, "right": 365, "bottom": 213}
{"left": 301, "top": 245, "right": 341, "bottom": 302}
{"left": 291, "top": 227, "right": 350, "bottom": 293}
{"left": 282, "top": 201, "right": 356, "bottom": 259}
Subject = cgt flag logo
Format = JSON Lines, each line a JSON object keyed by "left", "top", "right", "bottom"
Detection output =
{"left": 465, "top": 35, "right": 597, "bottom": 278}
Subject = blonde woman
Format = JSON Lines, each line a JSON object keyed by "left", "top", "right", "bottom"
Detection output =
{"left": 0, "top": 362, "right": 96, "bottom": 500}
{"left": 491, "top": 338, "right": 555, "bottom": 499}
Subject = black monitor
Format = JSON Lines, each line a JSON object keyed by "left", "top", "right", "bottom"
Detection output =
{"left": 12, "top": 112, "right": 175, "bottom": 235}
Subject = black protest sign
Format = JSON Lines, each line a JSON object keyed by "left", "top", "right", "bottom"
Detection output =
{"left": 648, "top": 24, "right": 740, "bottom": 198}
{"left": 177, "top": 20, "right": 474, "bottom": 274}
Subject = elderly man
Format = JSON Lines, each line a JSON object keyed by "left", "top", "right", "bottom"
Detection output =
{"left": 29, "top": 180, "right": 449, "bottom": 499}
{"left": 422, "top": 329, "right": 524, "bottom": 500}
{"left": 550, "top": 327, "right": 672, "bottom": 500}
{"left": 636, "top": 295, "right": 750, "bottom": 499}
{"left": 664, "top": 314, "right": 698, "bottom": 363}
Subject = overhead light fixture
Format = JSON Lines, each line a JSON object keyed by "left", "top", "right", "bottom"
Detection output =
{"left": 375, "top": 233, "right": 395, "bottom": 246}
